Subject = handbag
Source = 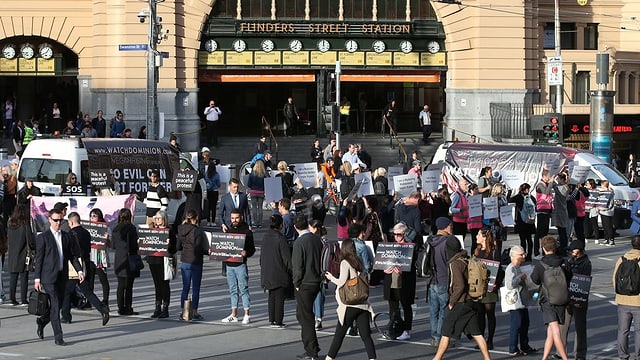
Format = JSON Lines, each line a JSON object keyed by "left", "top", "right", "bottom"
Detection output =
{"left": 500, "top": 286, "right": 525, "bottom": 312}
{"left": 164, "top": 256, "right": 176, "bottom": 281}
{"left": 338, "top": 268, "right": 369, "bottom": 305}
{"left": 25, "top": 248, "right": 35, "bottom": 272}
{"left": 128, "top": 254, "right": 144, "bottom": 273}
{"left": 27, "top": 291, "right": 50, "bottom": 316}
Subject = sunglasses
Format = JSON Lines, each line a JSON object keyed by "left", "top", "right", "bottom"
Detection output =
{"left": 71, "top": 177, "right": 77, "bottom": 180}
{"left": 393, "top": 233, "right": 404, "bottom": 237}
{"left": 50, "top": 218, "right": 63, "bottom": 222}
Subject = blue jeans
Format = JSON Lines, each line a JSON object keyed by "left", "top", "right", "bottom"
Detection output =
{"left": 226, "top": 263, "right": 250, "bottom": 310}
{"left": 618, "top": 304, "right": 640, "bottom": 360}
{"left": 313, "top": 286, "right": 325, "bottom": 319}
{"left": 180, "top": 262, "right": 203, "bottom": 309}
{"left": 509, "top": 308, "right": 531, "bottom": 353}
{"left": 429, "top": 284, "right": 449, "bottom": 341}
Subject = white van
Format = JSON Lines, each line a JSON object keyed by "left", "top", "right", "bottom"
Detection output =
{"left": 18, "top": 136, "right": 203, "bottom": 225}
{"left": 430, "top": 142, "right": 639, "bottom": 228}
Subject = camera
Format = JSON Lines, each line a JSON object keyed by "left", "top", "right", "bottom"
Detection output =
{"left": 138, "top": 10, "right": 147, "bottom": 23}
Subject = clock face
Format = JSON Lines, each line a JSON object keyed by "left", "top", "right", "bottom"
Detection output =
{"left": 345, "top": 40, "right": 358, "bottom": 53}
{"left": 21, "top": 44, "right": 35, "bottom": 59}
{"left": 317, "top": 40, "right": 330, "bottom": 53}
{"left": 204, "top": 39, "right": 218, "bottom": 53}
{"left": 372, "top": 40, "right": 386, "bottom": 53}
{"left": 2, "top": 45, "right": 16, "bottom": 59}
{"left": 39, "top": 44, "right": 53, "bottom": 59}
{"left": 261, "top": 39, "right": 275, "bottom": 52}
{"left": 232, "top": 39, "right": 246, "bottom": 52}
{"left": 399, "top": 40, "right": 413, "bottom": 54}
{"left": 427, "top": 41, "right": 441, "bottom": 54}
{"left": 289, "top": 39, "right": 303, "bottom": 52}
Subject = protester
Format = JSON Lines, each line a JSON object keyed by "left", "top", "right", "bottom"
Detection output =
{"left": 510, "top": 183, "right": 536, "bottom": 261}
{"left": 534, "top": 170, "right": 555, "bottom": 257}
{"left": 504, "top": 245, "right": 537, "bottom": 356}
{"left": 449, "top": 178, "right": 469, "bottom": 241}
{"left": 88, "top": 208, "right": 110, "bottom": 308}
{"left": 614, "top": 235, "right": 640, "bottom": 360}
{"left": 474, "top": 227, "right": 501, "bottom": 350}
{"left": 147, "top": 210, "right": 177, "bottom": 319}
{"left": 428, "top": 217, "right": 455, "bottom": 347}
{"left": 112, "top": 208, "right": 140, "bottom": 316}
{"left": 260, "top": 214, "right": 292, "bottom": 328}
{"left": 177, "top": 209, "right": 208, "bottom": 321}
{"left": 6, "top": 205, "right": 33, "bottom": 305}
{"left": 597, "top": 180, "right": 615, "bottom": 246}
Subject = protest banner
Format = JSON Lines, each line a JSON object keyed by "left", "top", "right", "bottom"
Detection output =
{"left": 421, "top": 170, "right": 440, "bottom": 194}
{"left": 393, "top": 174, "right": 418, "bottom": 198}
{"left": 483, "top": 197, "right": 499, "bottom": 219}
{"left": 172, "top": 169, "right": 198, "bottom": 192}
{"left": 264, "top": 176, "right": 283, "bottom": 203}
{"left": 81, "top": 220, "right": 109, "bottom": 249}
{"left": 293, "top": 162, "right": 318, "bottom": 188}
{"left": 480, "top": 258, "right": 501, "bottom": 292}
{"left": 206, "top": 231, "right": 246, "bottom": 263}
{"left": 468, "top": 194, "right": 483, "bottom": 218}
{"left": 569, "top": 274, "right": 591, "bottom": 305}
{"left": 571, "top": 166, "right": 590, "bottom": 184}
{"left": 373, "top": 243, "right": 415, "bottom": 272}
{"left": 138, "top": 228, "right": 170, "bottom": 256}
{"left": 355, "top": 172, "right": 373, "bottom": 196}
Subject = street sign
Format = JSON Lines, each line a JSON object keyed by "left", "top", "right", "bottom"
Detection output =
{"left": 547, "top": 56, "right": 563, "bottom": 86}
{"left": 118, "top": 44, "right": 148, "bottom": 51}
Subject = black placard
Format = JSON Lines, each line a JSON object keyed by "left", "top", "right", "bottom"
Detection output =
{"left": 82, "top": 221, "right": 109, "bottom": 250}
{"left": 137, "top": 228, "right": 170, "bottom": 256}
{"left": 479, "top": 258, "right": 501, "bottom": 292}
{"left": 373, "top": 243, "right": 415, "bottom": 272}
{"left": 206, "top": 232, "right": 245, "bottom": 263}
{"left": 90, "top": 169, "right": 110, "bottom": 187}
{"left": 569, "top": 274, "right": 591, "bottom": 305}
{"left": 172, "top": 169, "right": 198, "bottom": 192}
{"left": 61, "top": 184, "right": 89, "bottom": 196}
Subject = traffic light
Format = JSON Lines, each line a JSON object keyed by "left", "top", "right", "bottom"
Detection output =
{"left": 542, "top": 113, "right": 562, "bottom": 144}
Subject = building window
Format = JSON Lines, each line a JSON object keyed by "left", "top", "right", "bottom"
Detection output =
{"left": 574, "top": 71, "right": 590, "bottom": 104}
{"left": 377, "top": 1, "right": 401, "bottom": 20}
{"left": 411, "top": 0, "right": 437, "bottom": 19}
{"left": 212, "top": 0, "right": 233, "bottom": 17}
{"left": 543, "top": 22, "right": 577, "bottom": 50}
{"left": 584, "top": 23, "right": 598, "bottom": 50}
{"left": 310, "top": 0, "right": 340, "bottom": 18}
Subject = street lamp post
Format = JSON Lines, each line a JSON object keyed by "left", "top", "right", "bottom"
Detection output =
{"left": 141, "top": 0, "right": 164, "bottom": 140}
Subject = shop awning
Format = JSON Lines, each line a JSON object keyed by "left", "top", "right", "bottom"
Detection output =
{"left": 340, "top": 73, "right": 440, "bottom": 82}
{"left": 199, "top": 72, "right": 315, "bottom": 82}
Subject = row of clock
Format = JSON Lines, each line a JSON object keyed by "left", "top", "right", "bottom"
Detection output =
{"left": 2, "top": 43, "right": 54, "bottom": 60}
{"left": 205, "top": 39, "right": 441, "bottom": 54}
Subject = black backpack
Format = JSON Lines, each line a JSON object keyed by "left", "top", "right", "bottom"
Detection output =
{"left": 615, "top": 257, "right": 640, "bottom": 295}
{"left": 415, "top": 236, "right": 435, "bottom": 278}
{"left": 540, "top": 262, "right": 569, "bottom": 305}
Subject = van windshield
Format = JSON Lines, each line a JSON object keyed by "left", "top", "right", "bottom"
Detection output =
{"left": 18, "top": 158, "right": 72, "bottom": 185}
{"left": 592, "top": 164, "right": 629, "bottom": 186}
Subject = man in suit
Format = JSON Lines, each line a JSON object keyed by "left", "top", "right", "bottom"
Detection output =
{"left": 34, "top": 208, "right": 85, "bottom": 346}
{"left": 292, "top": 214, "right": 323, "bottom": 360}
{"left": 219, "top": 178, "right": 251, "bottom": 232}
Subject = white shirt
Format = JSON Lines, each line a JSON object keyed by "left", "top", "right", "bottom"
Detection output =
{"left": 204, "top": 105, "right": 222, "bottom": 121}
{"left": 53, "top": 230, "right": 63, "bottom": 270}
{"left": 419, "top": 110, "right": 431, "bottom": 126}
{"left": 342, "top": 151, "right": 365, "bottom": 168}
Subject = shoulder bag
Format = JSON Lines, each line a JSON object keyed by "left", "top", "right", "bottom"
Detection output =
{"left": 338, "top": 266, "right": 370, "bottom": 305}
{"left": 499, "top": 286, "right": 525, "bottom": 312}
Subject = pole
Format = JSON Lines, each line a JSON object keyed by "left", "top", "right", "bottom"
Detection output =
{"left": 146, "top": 0, "right": 159, "bottom": 140}
{"left": 335, "top": 61, "right": 341, "bottom": 151}
{"left": 554, "top": 0, "right": 562, "bottom": 114}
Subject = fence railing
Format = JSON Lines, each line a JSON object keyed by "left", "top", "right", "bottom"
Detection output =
{"left": 490, "top": 103, "right": 553, "bottom": 142}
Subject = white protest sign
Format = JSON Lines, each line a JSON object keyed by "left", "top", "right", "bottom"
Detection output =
{"left": 421, "top": 170, "right": 440, "bottom": 194}
{"left": 355, "top": 172, "right": 374, "bottom": 196}
{"left": 499, "top": 204, "right": 515, "bottom": 226}
{"left": 264, "top": 176, "right": 283, "bottom": 204}
{"left": 216, "top": 165, "right": 231, "bottom": 184}
{"left": 393, "top": 174, "right": 418, "bottom": 197}
{"left": 500, "top": 170, "right": 525, "bottom": 190}
{"left": 571, "top": 165, "right": 590, "bottom": 184}
{"left": 293, "top": 163, "right": 318, "bottom": 188}
{"left": 387, "top": 166, "right": 404, "bottom": 192}
{"left": 549, "top": 158, "right": 565, "bottom": 176}
{"left": 566, "top": 161, "right": 575, "bottom": 179}
{"left": 482, "top": 197, "right": 499, "bottom": 219}
{"left": 468, "top": 194, "right": 483, "bottom": 218}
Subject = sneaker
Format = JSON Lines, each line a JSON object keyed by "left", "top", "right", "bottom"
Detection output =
{"left": 271, "top": 323, "right": 286, "bottom": 329}
{"left": 396, "top": 331, "right": 411, "bottom": 341}
{"left": 429, "top": 338, "right": 440, "bottom": 347}
{"left": 314, "top": 319, "right": 322, "bottom": 330}
{"left": 608, "top": 240, "right": 616, "bottom": 247}
{"left": 221, "top": 314, "right": 238, "bottom": 323}
{"left": 192, "top": 314, "right": 204, "bottom": 321}
{"left": 242, "top": 315, "right": 251, "bottom": 324}
{"left": 601, "top": 239, "right": 609, "bottom": 246}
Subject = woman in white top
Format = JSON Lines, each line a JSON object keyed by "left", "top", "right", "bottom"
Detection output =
{"left": 325, "top": 238, "right": 376, "bottom": 360}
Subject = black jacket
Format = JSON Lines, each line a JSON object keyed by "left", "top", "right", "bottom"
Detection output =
{"left": 260, "top": 229, "right": 292, "bottom": 290}
{"left": 177, "top": 223, "right": 208, "bottom": 265}
{"left": 292, "top": 232, "right": 323, "bottom": 288}
{"left": 112, "top": 222, "right": 139, "bottom": 277}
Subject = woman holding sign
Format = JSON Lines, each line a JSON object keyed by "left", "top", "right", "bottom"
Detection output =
{"left": 89, "top": 208, "right": 111, "bottom": 309}
{"left": 147, "top": 210, "right": 177, "bottom": 319}
{"left": 474, "top": 227, "right": 502, "bottom": 350}
{"left": 112, "top": 208, "right": 140, "bottom": 316}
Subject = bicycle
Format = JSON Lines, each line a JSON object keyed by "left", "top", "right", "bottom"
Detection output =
{"left": 323, "top": 183, "right": 340, "bottom": 216}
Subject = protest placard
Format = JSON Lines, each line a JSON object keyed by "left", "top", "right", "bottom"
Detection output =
{"left": 500, "top": 170, "right": 525, "bottom": 190}
{"left": 217, "top": 165, "right": 231, "bottom": 183}
{"left": 138, "top": 228, "right": 170, "bottom": 256}
{"left": 480, "top": 259, "right": 501, "bottom": 292}
{"left": 60, "top": 184, "right": 90, "bottom": 196}
{"left": 206, "top": 232, "right": 246, "bottom": 263}
{"left": 355, "top": 172, "right": 373, "bottom": 196}
{"left": 569, "top": 274, "right": 591, "bottom": 305}
{"left": 500, "top": 204, "right": 515, "bottom": 226}
{"left": 172, "top": 169, "right": 198, "bottom": 192}
{"left": 293, "top": 162, "right": 318, "bottom": 188}
{"left": 82, "top": 220, "right": 109, "bottom": 249}
{"left": 373, "top": 243, "right": 415, "bottom": 272}
{"left": 468, "top": 194, "right": 483, "bottom": 218}
{"left": 571, "top": 165, "right": 590, "bottom": 184}
{"left": 421, "top": 170, "right": 440, "bottom": 194}
{"left": 264, "top": 176, "right": 283, "bottom": 203}
{"left": 89, "top": 169, "right": 110, "bottom": 187}
{"left": 393, "top": 174, "right": 418, "bottom": 198}
{"left": 483, "top": 197, "right": 499, "bottom": 219}
{"left": 387, "top": 166, "right": 404, "bottom": 192}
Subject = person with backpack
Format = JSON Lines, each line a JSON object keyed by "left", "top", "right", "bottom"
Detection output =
{"left": 510, "top": 183, "right": 537, "bottom": 261}
{"left": 427, "top": 217, "right": 456, "bottom": 348}
{"left": 432, "top": 231, "right": 492, "bottom": 360}
{"left": 558, "top": 240, "right": 591, "bottom": 360}
{"left": 531, "top": 235, "right": 572, "bottom": 360}
{"left": 613, "top": 235, "right": 640, "bottom": 360}
{"left": 382, "top": 222, "right": 420, "bottom": 341}
{"left": 534, "top": 170, "right": 555, "bottom": 258}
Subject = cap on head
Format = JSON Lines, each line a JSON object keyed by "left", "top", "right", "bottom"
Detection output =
{"left": 53, "top": 202, "right": 68, "bottom": 211}
{"left": 201, "top": 147, "right": 210, "bottom": 153}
